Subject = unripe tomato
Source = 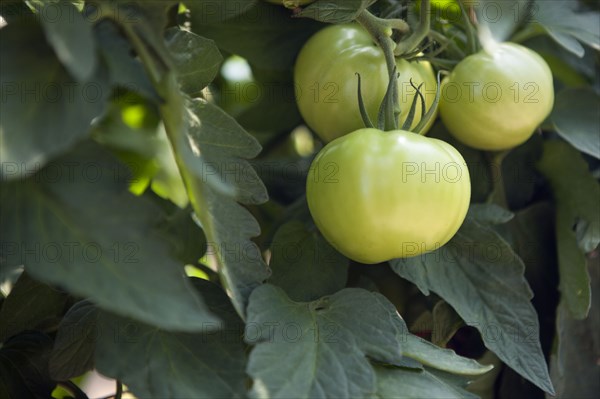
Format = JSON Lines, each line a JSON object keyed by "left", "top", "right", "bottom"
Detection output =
{"left": 295, "top": 24, "right": 438, "bottom": 143}
{"left": 439, "top": 42, "right": 554, "bottom": 150}
{"left": 306, "top": 128, "right": 471, "bottom": 264}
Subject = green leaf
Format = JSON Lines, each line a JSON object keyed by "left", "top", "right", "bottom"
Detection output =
{"left": 245, "top": 285, "right": 407, "bottom": 399}
{"left": 94, "top": 19, "right": 159, "bottom": 101}
{"left": 0, "top": 272, "right": 68, "bottom": 342}
{"left": 165, "top": 27, "right": 223, "bottom": 96}
{"left": 92, "top": 105, "right": 189, "bottom": 208}
{"left": 551, "top": 88, "right": 600, "bottom": 160}
{"left": 475, "top": 0, "right": 530, "bottom": 42}
{"left": 156, "top": 201, "right": 207, "bottom": 265}
{"left": 466, "top": 351, "right": 503, "bottom": 399}
{"left": 467, "top": 203, "right": 514, "bottom": 225}
{"left": 183, "top": 99, "right": 268, "bottom": 204}
{"left": 86, "top": 0, "right": 178, "bottom": 92}
{"left": 375, "top": 366, "right": 478, "bottom": 399}
{"left": 165, "top": 95, "right": 270, "bottom": 316}
{"left": 299, "top": 0, "right": 377, "bottom": 23}
{"left": 531, "top": 1, "right": 600, "bottom": 57}
{"left": 38, "top": 1, "right": 97, "bottom": 82}
{"left": 91, "top": 101, "right": 160, "bottom": 159}
{"left": 49, "top": 301, "right": 97, "bottom": 380}
{"left": 550, "top": 257, "right": 600, "bottom": 398}
{"left": 403, "top": 334, "right": 492, "bottom": 376}
{"left": 536, "top": 140, "right": 600, "bottom": 318}
{"left": 0, "top": 141, "right": 219, "bottom": 331}
{"left": 0, "top": 18, "right": 108, "bottom": 180}
{"left": 188, "top": 0, "right": 256, "bottom": 20}
{"left": 95, "top": 279, "right": 247, "bottom": 399}
{"left": 538, "top": 52, "right": 588, "bottom": 87}
{"left": 189, "top": 0, "right": 324, "bottom": 70}
{"left": 132, "top": 1, "right": 179, "bottom": 31}
{"left": 89, "top": 0, "right": 177, "bottom": 33}
{"left": 0, "top": 331, "right": 54, "bottom": 399}
{"left": 526, "top": 35, "right": 597, "bottom": 80}
{"left": 268, "top": 221, "right": 349, "bottom": 301}
{"left": 390, "top": 217, "right": 554, "bottom": 394}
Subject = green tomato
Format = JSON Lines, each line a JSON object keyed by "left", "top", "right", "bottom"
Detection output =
{"left": 306, "top": 128, "right": 471, "bottom": 264}
{"left": 294, "top": 24, "right": 438, "bottom": 143}
{"left": 439, "top": 42, "right": 554, "bottom": 150}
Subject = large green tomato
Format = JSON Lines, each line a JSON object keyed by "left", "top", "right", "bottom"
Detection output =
{"left": 439, "top": 42, "right": 554, "bottom": 150}
{"left": 295, "top": 24, "right": 438, "bottom": 143}
{"left": 306, "top": 128, "right": 471, "bottom": 264}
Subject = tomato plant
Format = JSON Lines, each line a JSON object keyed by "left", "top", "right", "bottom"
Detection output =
{"left": 439, "top": 42, "right": 554, "bottom": 150}
{"left": 0, "top": 1, "right": 598, "bottom": 399}
{"left": 294, "top": 24, "right": 437, "bottom": 142}
{"left": 306, "top": 128, "right": 470, "bottom": 263}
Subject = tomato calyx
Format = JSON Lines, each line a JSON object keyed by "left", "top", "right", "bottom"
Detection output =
{"left": 402, "top": 79, "right": 425, "bottom": 130}
{"left": 355, "top": 67, "right": 443, "bottom": 136}
{"left": 411, "top": 70, "right": 442, "bottom": 133}
{"left": 355, "top": 2, "right": 436, "bottom": 134}
{"left": 355, "top": 10, "right": 401, "bottom": 131}
{"left": 355, "top": 73, "right": 375, "bottom": 129}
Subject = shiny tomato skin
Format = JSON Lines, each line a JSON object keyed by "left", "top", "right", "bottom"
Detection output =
{"left": 294, "top": 24, "right": 437, "bottom": 142}
{"left": 439, "top": 42, "right": 554, "bottom": 150}
{"left": 306, "top": 128, "right": 471, "bottom": 264}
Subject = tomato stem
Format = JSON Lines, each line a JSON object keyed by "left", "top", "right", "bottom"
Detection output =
{"left": 394, "top": 0, "right": 431, "bottom": 56}
{"left": 355, "top": 10, "right": 407, "bottom": 41}
{"left": 356, "top": 10, "right": 401, "bottom": 130}
{"left": 457, "top": 0, "right": 478, "bottom": 55}
{"left": 100, "top": 3, "right": 171, "bottom": 88}
{"left": 388, "top": 18, "right": 411, "bottom": 36}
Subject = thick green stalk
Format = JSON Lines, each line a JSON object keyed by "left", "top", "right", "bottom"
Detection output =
{"left": 356, "top": 10, "right": 401, "bottom": 131}
{"left": 395, "top": 0, "right": 431, "bottom": 56}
